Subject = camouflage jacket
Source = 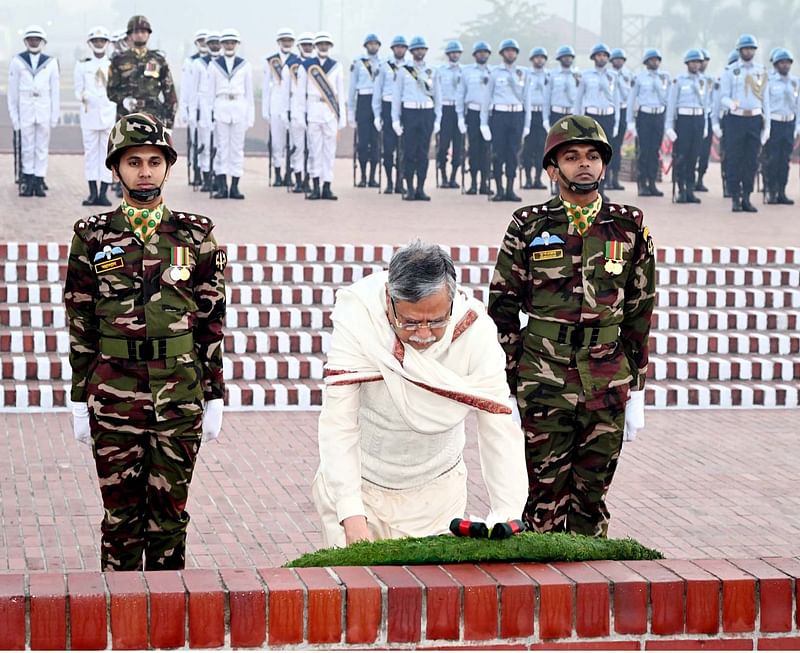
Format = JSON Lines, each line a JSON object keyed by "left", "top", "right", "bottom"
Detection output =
{"left": 107, "top": 48, "right": 177, "bottom": 127}
{"left": 488, "top": 196, "right": 656, "bottom": 409}
{"left": 64, "top": 207, "right": 226, "bottom": 410}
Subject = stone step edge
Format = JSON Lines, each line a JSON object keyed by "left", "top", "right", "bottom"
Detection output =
{"left": 2, "top": 243, "right": 799, "bottom": 265}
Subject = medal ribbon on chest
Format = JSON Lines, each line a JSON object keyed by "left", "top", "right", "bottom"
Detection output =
{"left": 604, "top": 240, "right": 624, "bottom": 275}
{"left": 169, "top": 246, "right": 192, "bottom": 282}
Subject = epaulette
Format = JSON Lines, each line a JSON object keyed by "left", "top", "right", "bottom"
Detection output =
{"left": 154, "top": 50, "right": 168, "bottom": 60}
{"left": 81, "top": 57, "right": 91, "bottom": 63}
{"left": 605, "top": 203, "right": 645, "bottom": 227}
{"left": 173, "top": 211, "right": 215, "bottom": 243}
{"left": 73, "top": 212, "right": 113, "bottom": 241}
{"left": 512, "top": 203, "right": 552, "bottom": 225}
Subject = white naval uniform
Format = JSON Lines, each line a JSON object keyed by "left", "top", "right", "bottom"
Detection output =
{"left": 279, "top": 55, "right": 311, "bottom": 174}
{"left": 178, "top": 52, "right": 202, "bottom": 127}
{"left": 73, "top": 55, "right": 116, "bottom": 184}
{"left": 262, "top": 51, "right": 290, "bottom": 169}
{"left": 7, "top": 51, "right": 60, "bottom": 177}
{"left": 191, "top": 54, "right": 215, "bottom": 173}
{"left": 292, "top": 57, "right": 346, "bottom": 183}
{"left": 207, "top": 54, "right": 254, "bottom": 178}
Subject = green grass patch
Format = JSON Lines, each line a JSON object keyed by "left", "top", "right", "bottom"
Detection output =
{"left": 285, "top": 532, "right": 663, "bottom": 568}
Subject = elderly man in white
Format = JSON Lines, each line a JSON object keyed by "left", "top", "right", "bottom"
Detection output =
{"left": 314, "top": 240, "right": 527, "bottom": 547}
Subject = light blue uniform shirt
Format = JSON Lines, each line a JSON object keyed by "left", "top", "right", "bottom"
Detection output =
{"left": 526, "top": 67, "right": 549, "bottom": 113}
{"left": 626, "top": 69, "right": 670, "bottom": 125}
{"left": 767, "top": 70, "right": 799, "bottom": 118}
{"left": 547, "top": 67, "right": 580, "bottom": 113}
{"left": 456, "top": 62, "right": 491, "bottom": 118}
{"left": 720, "top": 60, "right": 770, "bottom": 115}
{"left": 348, "top": 54, "right": 380, "bottom": 114}
{"left": 576, "top": 65, "right": 621, "bottom": 133}
{"left": 480, "top": 64, "right": 531, "bottom": 130}
{"left": 372, "top": 57, "right": 407, "bottom": 119}
{"left": 434, "top": 62, "right": 462, "bottom": 122}
{"left": 665, "top": 71, "right": 709, "bottom": 131}
{"left": 613, "top": 65, "right": 633, "bottom": 108}
{"left": 391, "top": 60, "right": 435, "bottom": 124}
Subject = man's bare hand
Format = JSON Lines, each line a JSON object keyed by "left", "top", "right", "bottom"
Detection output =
{"left": 342, "top": 515, "right": 372, "bottom": 545}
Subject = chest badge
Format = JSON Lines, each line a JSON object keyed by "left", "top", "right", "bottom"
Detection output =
{"left": 169, "top": 246, "right": 192, "bottom": 282}
{"left": 604, "top": 240, "right": 625, "bottom": 275}
{"left": 93, "top": 245, "right": 125, "bottom": 273}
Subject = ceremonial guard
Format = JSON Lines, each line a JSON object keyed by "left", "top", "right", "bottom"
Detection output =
{"left": 488, "top": 115, "right": 656, "bottom": 537}
{"left": 292, "top": 31, "right": 347, "bottom": 200}
{"left": 608, "top": 48, "right": 631, "bottom": 190}
{"left": 179, "top": 29, "right": 207, "bottom": 131}
{"left": 434, "top": 40, "right": 464, "bottom": 188}
{"left": 7, "top": 25, "right": 60, "bottom": 198}
{"left": 74, "top": 26, "right": 116, "bottom": 206}
{"left": 391, "top": 36, "right": 436, "bottom": 201}
{"left": 719, "top": 34, "right": 770, "bottom": 212}
{"left": 372, "top": 35, "right": 409, "bottom": 194}
{"left": 207, "top": 28, "right": 254, "bottom": 199}
{"left": 281, "top": 32, "right": 316, "bottom": 193}
{"left": 349, "top": 33, "right": 381, "bottom": 188}
{"left": 107, "top": 15, "right": 177, "bottom": 128}
{"left": 191, "top": 30, "right": 222, "bottom": 192}
{"left": 263, "top": 28, "right": 296, "bottom": 186}
{"left": 695, "top": 49, "right": 713, "bottom": 192}
{"left": 547, "top": 45, "right": 580, "bottom": 125}
{"left": 480, "top": 38, "right": 531, "bottom": 202}
{"left": 712, "top": 49, "right": 742, "bottom": 198}
{"left": 64, "top": 112, "right": 226, "bottom": 571}
{"left": 576, "top": 43, "right": 620, "bottom": 199}
{"left": 456, "top": 40, "right": 493, "bottom": 195}
{"left": 626, "top": 48, "right": 668, "bottom": 196}
{"left": 521, "top": 46, "right": 549, "bottom": 189}
{"left": 763, "top": 48, "right": 798, "bottom": 204}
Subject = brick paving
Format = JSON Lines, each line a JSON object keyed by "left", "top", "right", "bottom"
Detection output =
{"left": 0, "top": 410, "right": 796, "bottom": 572}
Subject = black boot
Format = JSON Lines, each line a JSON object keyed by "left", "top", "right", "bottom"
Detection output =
{"left": 766, "top": 188, "right": 779, "bottom": 205}
{"left": 292, "top": 172, "right": 304, "bottom": 193}
{"left": 384, "top": 164, "right": 394, "bottom": 193}
{"left": 229, "top": 176, "right": 245, "bottom": 199}
{"left": 675, "top": 183, "right": 689, "bottom": 203}
{"left": 491, "top": 176, "right": 505, "bottom": 201}
{"left": 437, "top": 165, "right": 448, "bottom": 188}
{"left": 303, "top": 174, "right": 310, "bottom": 192}
{"left": 731, "top": 194, "right": 743, "bottom": 212}
{"left": 321, "top": 181, "right": 338, "bottom": 200}
{"left": 213, "top": 174, "right": 229, "bottom": 199}
{"left": 465, "top": 173, "right": 478, "bottom": 195}
{"left": 479, "top": 173, "right": 493, "bottom": 195}
{"left": 394, "top": 170, "right": 404, "bottom": 194}
{"left": 306, "top": 177, "right": 321, "bottom": 200}
{"left": 41, "top": 179, "right": 48, "bottom": 191}
{"left": 638, "top": 178, "right": 652, "bottom": 196}
{"left": 415, "top": 174, "right": 430, "bottom": 201}
{"left": 402, "top": 177, "right": 416, "bottom": 200}
{"left": 284, "top": 169, "right": 294, "bottom": 186}
{"left": 722, "top": 177, "right": 730, "bottom": 198}
{"left": 695, "top": 174, "right": 709, "bottom": 192}
{"left": 522, "top": 168, "right": 534, "bottom": 189}
{"left": 97, "top": 182, "right": 112, "bottom": 206}
{"left": 34, "top": 176, "right": 46, "bottom": 197}
{"left": 200, "top": 172, "right": 212, "bottom": 192}
{"left": 367, "top": 162, "right": 380, "bottom": 188}
{"left": 357, "top": 162, "right": 367, "bottom": 188}
{"left": 686, "top": 181, "right": 701, "bottom": 203}
{"left": 533, "top": 168, "right": 547, "bottom": 189}
{"left": 741, "top": 193, "right": 758, "bottom": 212}
{"left": 505, "top": 176, "right": 521, "bottom": 202}
{"left": 21, "top": 174, "right": 34, "bottom": 197}
{"left": 82, "top": 181, "right": 98, "bottom": 206}
{"left": 273, "top": 167, "right": 284, "bottom": 186}
{"left": 777, "top": 188, "right": 795, "bottom": 205}
{"left": 649, "top": 179, "right": 664, "bottom": 197}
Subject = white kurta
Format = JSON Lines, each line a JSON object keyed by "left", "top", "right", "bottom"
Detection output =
{"left": 207, "top": 55, "right": 254, "bottom": 178}
{"left": 315, "top": 270, "right": 528, "bottom": 547}
{"left": 7, "top": 52, "right": 60, "bottom": 177}
{"left": 73, "top": 55, "right": 116, "bottom": 183}
{"left": 292, "top": 58, "right": 346, "bottom": 183}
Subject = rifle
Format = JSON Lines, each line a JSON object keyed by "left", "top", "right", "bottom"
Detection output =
{"left": 377, "top": 126, "right": 383, "bottom": 193}
{"left": 461, "top": 130, "right": 467, "bottom": 194}
{"left": 192, "top": 110, "right": 203, "bottom": 189}
{"left": 396, "top": 130, "right": 404, "bottom": 194}
{"left": 186, "top": 126, "right": 192, "bottom": 185}
{"left": 268, "top": 132, "right": 273, "bottom": 186}
{"left": 352, "top": 127, "right": 358, "bottom": 187}
{"left": 285, "top": 114, "right": 292, "bottom": 194}
{"left": 208, "top": 113, "right": 217, "bottom": 199}
{"left": 13, "top": 129, "right": 21, "bottom": 195}
{"left": 303, "top": 130, "right": 310, "bottom": 197}
{"left": 435, "top": 132, "right": 440, "bottom": 188}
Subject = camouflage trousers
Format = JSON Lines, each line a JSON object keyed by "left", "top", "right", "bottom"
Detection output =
{"left": 87, "top": 353, "right": 205, "bottom": 571}
{"left": 518, "top": 364, "right": 625, "bottom": 537}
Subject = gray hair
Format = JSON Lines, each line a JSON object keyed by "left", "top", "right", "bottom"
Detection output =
{"left": 387, "top": 240, "right": 457, "bottom": 303}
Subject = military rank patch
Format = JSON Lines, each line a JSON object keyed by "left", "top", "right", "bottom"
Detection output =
{"left": 643, "top": 226, "right": 655, "bottom": 256}
{"left": 93, "top": 245, "right": 125, "bottom": 273}
{"left": 214, "top": 249, "right": 228, "bottom": 272}
{"left": 95, "top": 257, "right": 123, "bottom": 274}
{"left": 532, "top": 248, "right": 563, "bottom": 262}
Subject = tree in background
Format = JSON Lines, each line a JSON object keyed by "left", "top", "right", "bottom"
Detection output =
{"left": 647, "top": 0, "right": 747, "bottom": 56}
{"left": 454, "top": 0, "right": 544, "bottom": 54}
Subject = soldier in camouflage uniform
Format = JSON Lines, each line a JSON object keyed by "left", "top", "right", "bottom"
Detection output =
{"left": 107, "top": 15, "right": 177, "bottom": 128}
{"left": 64, "top": 112, "right": 227, "bottom": 571}
{"left": 488, "top": 115, "right": 656, "bottom": 537}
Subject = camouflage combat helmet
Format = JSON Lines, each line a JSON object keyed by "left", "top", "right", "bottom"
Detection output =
{"left": 542, "top": 115, "right": 612, "bottom": 168}
{"left": 127, "top": 15, "right": 152, "bottom": 34}
{"left": 106, "top": 112, "right": 178, "bottom": 169}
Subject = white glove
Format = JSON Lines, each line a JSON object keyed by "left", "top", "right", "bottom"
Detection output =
{"left": 623, "top": 390, "right": 645, "bottom": 442}
{"left": 457, "top": 117, "right": 467, "bottom": 134}
{"left": 522, "top": 127, "right": 530, "bottom": 138}
{"left": 72, "top": 402, "right": 91, "bottom": 447}
{"left": 50, "top": 118, "right": 59, "bottom": 129}
{"left": 433, "top": 120, "right": 441, "bottom": 135}
{"left": 542, "top": 120, "right": 550, "bottom": 132}
{"left": 712, "top": 124, "right": 723, "bottom": 139}
{"left": 612, "top": 124, "right": 619, "bottom": 138}
{"left": 11, "top": 119, "right": 20, "bottom": 131}
{"left": 392, "top": 120, "right": 403, "bottom": 136}
{"left": 760, "top": 127, "right": 770, "bottom": 146}
{"left": 626, "top": 124, "right": 637, "bottom": 138}
{"left": 202, "top": 398, "right": 224, "bottom": 443}
{"left": 480, "top": 125, "right": 492, "bottom": 141}
{"left": 509, "top": 396, "right": 521, "bottom": 426}
{"left": 122, "top": 96, "right": 138, "bottom": 112}
{"left": 373, "top": 116, "right": 383, "bottom": 131}
{"left": 794, "top": 125, "right": 800, "bottom": 139}
{"left": 703, "top": 124, "right": 708, "bottom": 139}
{"left": 348, "top": 112, "right": 357, "bottom": 128}
{"left": 665, "top": 128, "right": 678, "bottom": 142}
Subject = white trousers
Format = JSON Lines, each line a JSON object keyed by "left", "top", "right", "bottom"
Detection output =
{"left": 289, "top": 121, "right": 307, "bottom": 172}
{"left": 214, "top": 120, "right": 246, "bottom": 178}
{"left": 195, "top": 124, "right": 212, "bottom": 173}
{"left": 312, "top": 459, "right": 468, "bottom": 548}
{"left": 81, "top": 127, "right": 112, "bottom": 183}
{"left": 269, "top": 114, "right": 288, "bottom": 169}
{"left": 20, "top": 122, "right": 50, "bottom": 177}
{"left": 308, "top": 119, "right": 337, "bottom": 183}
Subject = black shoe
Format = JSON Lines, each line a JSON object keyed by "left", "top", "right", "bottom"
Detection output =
{"left": 357, "top": 178, "right": 367, "bottom": 188}
{"left": 465, "top": 184, "right": 477, "bottom": 195}
{"left": 96, "top": 182, "right": 112, "bottom": 206}
{"left": 200, "top": 172, "right": 212, "bottom": 192}
{"left": 384, "top": 180, "right": 394, "bottom": 194}
{"left": 732, "top": 195, "right": 743, "bottom": 212}
{"left": 532, "top": 179, "right": 547, "bottom": 190}
{"left": 479, "top": 183, "right": 492, "bottom": 195}
{"left": 675, "top": 189, "right": 689, "bottom": 203}
{"left": 741, "top": 195, "right": 758, "bottom": 212}
{"left": 777, "top": 192, "right": 795, "bottom": 205}
{"left": 34, "top": 177, "right": 46, "bottom": 197}
{"left": 41, "top": 179, "right": 48, "bottom": 191}
{"left": 649, "top": 181, "right": 664, "bottom": 197}
{"left": 447, "top": 179, "right": 459, "bottom": 189}
{"left": 321, "top": 182, "right": 338, "bottom": 200}
{"left": 695, "top": 180, "right": 709, "bottom": 192}
{"left": 306, "top": 177, "right": 321, "bottom": 199}
{"left": 766, "top": 192, "right": 779, "bottom": 205}
{"left": 491, "top": 187, "right": 506, "bottom": 201}
{"left": 522, "top": 173, "right": 534, "bottom": 189}
{"left": 505, "top": 190, "right": 522, "bottom": 202}
{"left": 415, "top": 188, "right": 431, "bottom": 201}
{"left": 82, "top": 181, "right": 98, "bottom": 206}
{"left": 368, "top": 179, "right": 380, "bottom": 188}
{"left": 213, "top": 175, "right": 229, "bottom": 199}
{"left": 638, "top": 184, "right": 653, "bottom": 197}
{"left": 403, "top": 183, "right": 416, "bottom": 200}
{"left": 273, "top": 168, "right": 284, "bottom": 186}
{"left": 292, "top": 172, "right": 304, "bottom": 193}
{"left": 687, "top": 191, "right": 701, "bottom": 204}
{"left": 21, "top": 174, "right": 34, "bottom": 197}
{"left": 229, "top": 177, "right": 245, "bottom": 199}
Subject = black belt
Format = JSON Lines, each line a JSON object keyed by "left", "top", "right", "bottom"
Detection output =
{"left": 526, "top": 319, "right": 620, "bottom": 348}
{"left": 99, "top": 333, "right": 194, "bottom": 361}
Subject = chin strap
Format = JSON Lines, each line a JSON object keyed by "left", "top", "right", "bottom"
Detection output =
{"left": 557, "top": 166, "right": 600, "bottom": 194}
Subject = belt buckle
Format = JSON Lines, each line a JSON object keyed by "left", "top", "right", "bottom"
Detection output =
{"left": 570, "top": 325, "right": 585, "bottom": 348}
{"left": 138, "top": 339, "right": 154, "bottom": 361}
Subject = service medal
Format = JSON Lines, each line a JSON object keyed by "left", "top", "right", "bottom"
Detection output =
{"left": 170, "top": 246, "right": 192, "bottom": 282}
{"left": 169, "top": 266, "right": 183, "bottom": 282}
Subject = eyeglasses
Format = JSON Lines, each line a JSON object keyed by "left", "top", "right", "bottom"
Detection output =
{"left": 390, "top": 297, "right": 453, "bottom": 331}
